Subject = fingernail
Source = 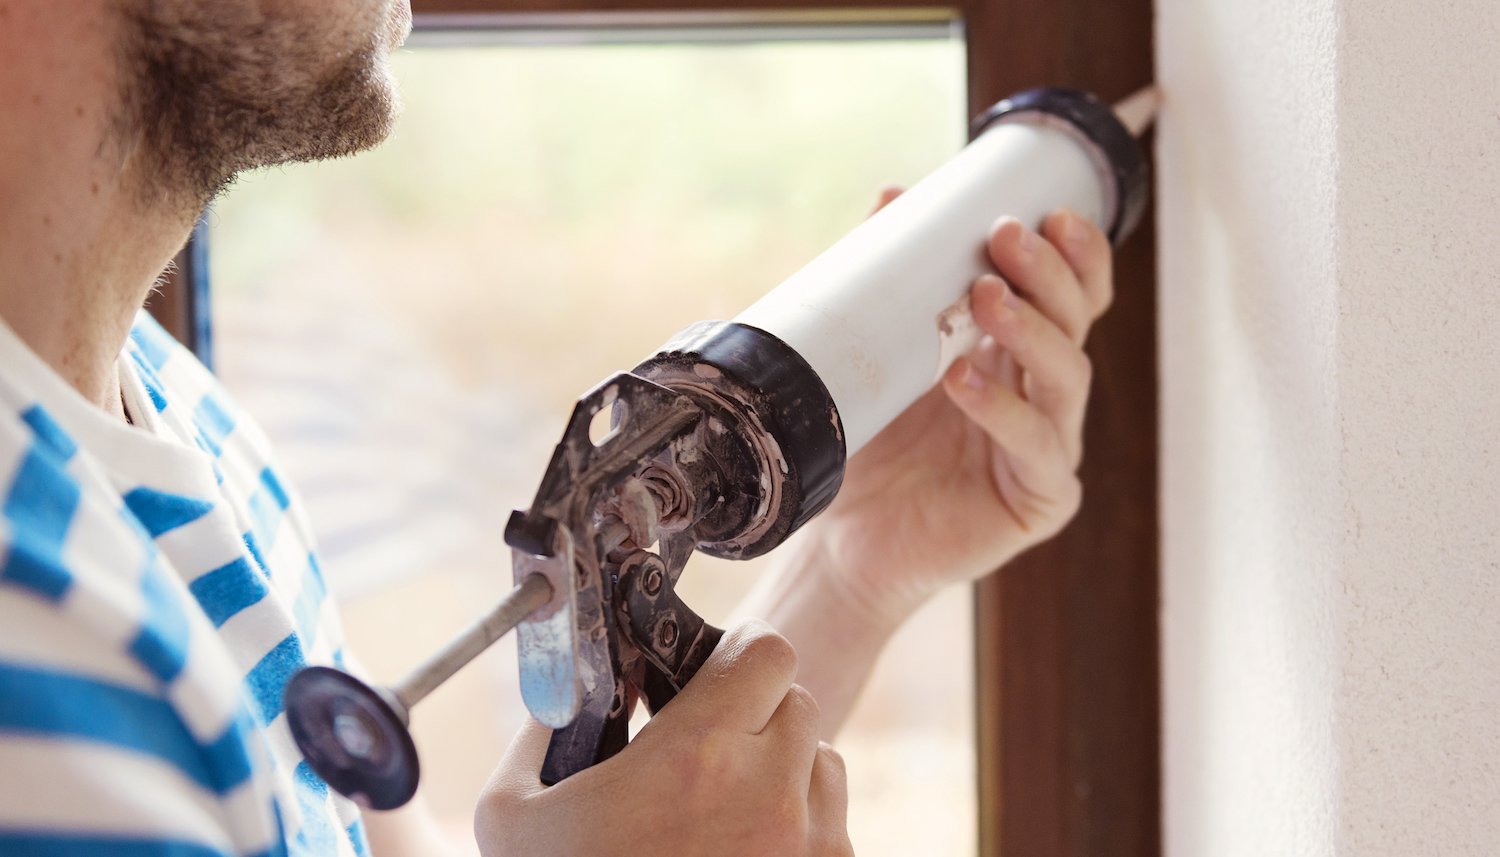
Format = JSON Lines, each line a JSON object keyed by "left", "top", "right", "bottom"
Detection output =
{"left": 961, "top": 361, "right": 987, "bottom": 391}
{"left": 998, "top": 282, "right": 1022, "bottom": 309}
{"left": 1015, "top": 222, "right": 1037, "bottom": 258}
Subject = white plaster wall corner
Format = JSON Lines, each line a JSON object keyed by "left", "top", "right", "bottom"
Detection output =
{"left": 1157, "top": 0, "right": 1345, "bottom": 854}
{"left": 1160, "top": 0, "right": 1500, "bottom": 853}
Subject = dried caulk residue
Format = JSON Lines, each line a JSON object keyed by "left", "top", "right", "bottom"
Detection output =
{"left": 935, "top": 292, "right": 983, "bottom": 382}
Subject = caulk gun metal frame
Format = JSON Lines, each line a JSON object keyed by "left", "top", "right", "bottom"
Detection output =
{"left": 283, "top": 85, "right": 1159, "bottom": 809}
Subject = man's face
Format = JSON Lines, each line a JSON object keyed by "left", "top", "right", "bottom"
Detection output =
{"left": 120, "top": 0, "right": 412, "bottom": 203}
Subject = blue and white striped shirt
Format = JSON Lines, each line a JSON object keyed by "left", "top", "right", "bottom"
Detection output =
{"left": 0, "top": 313, "right": 369, "bottom": 856}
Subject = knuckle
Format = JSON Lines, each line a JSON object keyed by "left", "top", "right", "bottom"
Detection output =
{"left": 1076, "top": 352, "right": 1094, "bottom": 388}
{"left": 1066, "top": 317, "right": 1090, "bottom": 344}
{"left": 1030, "top": 476, "right": 1084, "bottom": 540}
{"left": 1093, "top": 283, "right": 1115, "bottom": 317}
{"left": 1059, "top": 476, "right": 1085, "bottom": 519}
{"left": 817, "top": 744, "right": 847, "bottom": 781}
{"left": 737, "top": 625, "right": 799, "bottom": 678}
{"left": 1099, "top": 276, "right": 1116, "bottom": 307}
{"left": 475, "top": 780, "right": 524, "bottom": 821}
{"left": 784, "top": 683, "right": 822, "bottom": 726}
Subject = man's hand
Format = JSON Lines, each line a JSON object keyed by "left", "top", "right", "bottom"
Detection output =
{"left": 474, "top": 622, "right": 853, "bottom": 857}
{"left": 738, "top": 193, "right": 1116, "bottom": 737}
{"left": 803, "top": 198, "right": 1115, "bottom": 623}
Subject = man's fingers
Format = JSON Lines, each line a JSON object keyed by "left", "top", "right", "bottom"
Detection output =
{"left": 762, "top": 684, "right": 823, "bottom": 788}
{"left": 942, "top": 357, "right": 1078, "bottom": 500}
{"left": 810, "top": 743, "right": 848, "bottom": 815}
{"left": 1042, "top": 208, "right": 1114, "bottom": 318}
{"left": 657, "top": 620, "right": 798, "bottom": 735}
{"left": 485, "top": 719, "right": 552, "bottom": 803}
{"left": 987, "top": 216, "right": 1093, "bottom": 344}
{"left": 807, "top": 743, "right": 853, "bottom": 855}
{"left": 970, "top": 275, "right": 1092, "bottom": 463}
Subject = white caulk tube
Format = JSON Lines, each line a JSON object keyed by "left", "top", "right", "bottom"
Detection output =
{"left": 636, "top": 87, "right": 1156, "bottom": 560}
{"left": 740, "top": 87, "right": 1155, "bottom": 454}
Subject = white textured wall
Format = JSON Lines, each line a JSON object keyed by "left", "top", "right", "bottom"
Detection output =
{"left": 1158, "top": 0, "right": 1500, "bottom": 854}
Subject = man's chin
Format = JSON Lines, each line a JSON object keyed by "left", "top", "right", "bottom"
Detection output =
{"left": 120, "top": 0, "right": 409, "bottom": 204}
{"left": 386, "top": 0, "right": 413, "bottom": 50}
{"left": 222, "top": 50, "right": 400, "bottom": 187}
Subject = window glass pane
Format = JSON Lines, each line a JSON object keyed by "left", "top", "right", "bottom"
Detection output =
{"left": 212, "top": 36, "right": 972, "bottom": 855}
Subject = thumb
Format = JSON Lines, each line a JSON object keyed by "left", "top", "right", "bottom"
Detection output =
{"left": 650, "top": 620, "right": 797, "bottom": 736}
{"left": 486, "top": 718, "right": 553, "bottom": 800}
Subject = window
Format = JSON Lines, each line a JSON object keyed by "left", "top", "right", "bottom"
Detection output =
{"left": 169, "top": 5, "right": 1163, "bottom": 855}
{"left": 210, "top": 32, "right": 973, "bottom": 853}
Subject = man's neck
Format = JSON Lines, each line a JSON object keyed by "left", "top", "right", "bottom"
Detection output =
{"left": 0, "top": 9, "right": 200, "bottom": 420}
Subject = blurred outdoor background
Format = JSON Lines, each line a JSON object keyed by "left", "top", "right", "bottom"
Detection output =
{"left": 210, "top": 36, "right": 973, "bottom": 855}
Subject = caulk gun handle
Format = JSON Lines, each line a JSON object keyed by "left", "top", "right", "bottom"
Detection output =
{"left": 640, "top": 622, "right": 725, "bottom": 716}
{"left": 615, "top": 557, "right": 726, "bottom": 716}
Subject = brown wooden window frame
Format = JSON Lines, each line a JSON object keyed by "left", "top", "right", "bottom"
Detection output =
{"left": 153, "top": 4, "right": 1158, "bottom": 855}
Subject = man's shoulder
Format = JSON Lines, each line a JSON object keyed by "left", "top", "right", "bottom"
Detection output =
{"left": 0, "top": 398, "right": 179, "bottom": 744}
{"left": 0, "top": 401, "right": 184, "bottom": 696}
{"left": 0, "top": 390, "right": 267, "bottom": 818}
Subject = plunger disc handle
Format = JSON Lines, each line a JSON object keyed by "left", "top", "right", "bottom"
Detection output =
{"left": 285, "top": 666, "right": 420, "bottom": 810}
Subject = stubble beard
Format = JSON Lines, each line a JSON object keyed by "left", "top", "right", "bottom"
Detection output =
{"left": 117, "top": 2, "right": 408, "bottom": 215}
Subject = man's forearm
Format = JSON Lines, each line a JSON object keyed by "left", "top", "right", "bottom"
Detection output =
{"left": 732, "top": 538, "right": 923, "bottom": 741}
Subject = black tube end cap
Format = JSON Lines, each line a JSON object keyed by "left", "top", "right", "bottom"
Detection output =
{"left": 973, "top": 86, "right": 1151, "bottom": 247}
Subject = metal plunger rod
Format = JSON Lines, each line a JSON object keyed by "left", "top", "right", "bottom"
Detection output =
{"left": 392, "top": 572, "right": 554, "bottom": 712}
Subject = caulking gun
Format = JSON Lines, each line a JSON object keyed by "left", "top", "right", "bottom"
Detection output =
{"left": 284, "top": 85, "right": 1160, "bottom": 808}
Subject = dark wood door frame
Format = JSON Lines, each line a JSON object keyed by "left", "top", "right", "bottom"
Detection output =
{"left": 954, "top": 5, "right": 1159, "bottom": 857}
{"left": 155, "top": 5, "right": 1159, "bottom": 855}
